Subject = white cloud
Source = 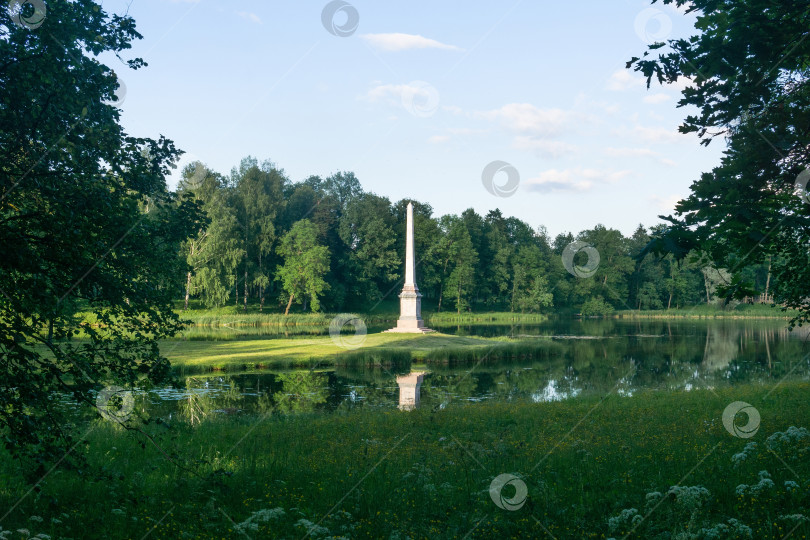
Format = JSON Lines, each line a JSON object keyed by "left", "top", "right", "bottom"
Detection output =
{"left": 603, "top": 146, "right": 680, "bottom": 166}
{"left": 606, "top": 70, "right": 646, "bottom": 91}
{"left": 447, "top": 127, "right": 487, "bottom": 136}
{"left": 631, "top": 125, "right": 686, "bottom": 143}
{"left": 614, "top": 124, "right": 688, "bottom": 144}
{"left": 428, "top": 135, "right": 450, "bottom": 144}
{"left": 643, "top": 93, "right": 670, "bottom": 104}
{"left": 672, "top": 76, "right": 697, "bottom": 91}
{"left": 363, "top": 81, "right": 440, "bottom": 117}
{"left": 524, "top": 168, "right": 632, "bottom": 193}
{"left": 439, "top": 102, "right": 579, "bottom": 159}
{"left": 475, "top": 103, "right": 571, "bottom": 137}
{"left": 361, "top": 33, "right": 463, "bottom": 52}
{"left": 364, "top": 82, "right": 421, "bottom": 104}
{"left": 237, "top": 11, "right": 262, "bottom": 24}
{"left": 513, "top": 136, "right": 576, "bottom": 158}
{"left": 604, "top": 147, "right": 659, "bottom": 158}
{"left": 649, "top": 194, "right": 683, "bottom": 213}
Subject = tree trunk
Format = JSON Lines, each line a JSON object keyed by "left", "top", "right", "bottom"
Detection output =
{"left": 667, "top": 291, "right": 673, "bottom": 310}
{"left": 764, "top": 256, "right": 772, "bottom": 296}
{"left": 284, "top": 293, "right": 294, "bottom": 316}
{"left": 243, "top": 269, "right": 248, "bottom": 312}
{"left": 184, "top": 240, "right": 196, "bottom": 311}
{"left": 704, "top": 271, "right": 711, "bottom": 304}
{"left": 184, "top": 271, "right": 192, "bottom": 311}
{"left": 437, "top": 258, "right": 450, "bottom": 313}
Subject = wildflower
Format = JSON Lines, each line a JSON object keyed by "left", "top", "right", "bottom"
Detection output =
{"left": 784, "top": 480, "right": 800, "bottom": 493}
{"left": 779, "top": 513, "right": 808, "bottom": 523}
{"left": 667, "top": 485, "right": 711, "bottom": 513}
{"left": 731, "top": 442, "right": 758, "bottom": 466}
{"left": 294, "top": 518, "right": 330, "bottom": 538}
{"left": 607, "top": 508, "right": 642, "bottom": 533}
{"left": 234, "top": 507, "right": 285, "bottom": 534}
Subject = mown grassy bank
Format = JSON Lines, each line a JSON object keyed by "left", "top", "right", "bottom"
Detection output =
{"left": 2, "top": 382, "right": 809, "bottom": 538}
{"left": 163, "top": 332, "right": 561, "bottom": 372}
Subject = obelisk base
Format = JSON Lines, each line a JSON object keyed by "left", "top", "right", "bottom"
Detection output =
{"left": 385, "top": 287, "right": 434, "bottom": 333}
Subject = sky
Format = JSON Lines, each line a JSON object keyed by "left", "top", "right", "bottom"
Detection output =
{"left": 103, "top": 0, "right": 724, "bottom": 238}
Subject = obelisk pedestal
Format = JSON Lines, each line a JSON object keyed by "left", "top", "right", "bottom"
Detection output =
{"left": 385, "top": 202, "right": 434, "bottom": 333}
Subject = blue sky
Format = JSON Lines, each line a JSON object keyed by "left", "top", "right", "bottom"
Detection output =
{"left": 105, "top": 0, "right": 724, "bottom": 237}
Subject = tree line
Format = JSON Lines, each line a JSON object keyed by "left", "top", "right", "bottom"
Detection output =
{"left": 176, "top": 157, "right": 776, "bottom": 315}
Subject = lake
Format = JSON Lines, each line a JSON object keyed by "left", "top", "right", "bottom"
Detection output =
{"left": 135, "top": 318, "right": 810, "bottom": 421}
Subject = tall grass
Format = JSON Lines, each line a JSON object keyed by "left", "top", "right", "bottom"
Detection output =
{"left": 616, "top": 303, "right": 797, "bottom": 319}
{"left": 426, "top": 311, "right": 549, "bottom": 323}
{"left": 3, "top": 382, "right": 809, "bottom": 538}
{"left": 181, "top": 309, "right": 548, "bottom": 328}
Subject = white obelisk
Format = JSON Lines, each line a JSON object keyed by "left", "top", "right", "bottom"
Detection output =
{"left": 386, "top": 202, "right": 433, "bottom": 333}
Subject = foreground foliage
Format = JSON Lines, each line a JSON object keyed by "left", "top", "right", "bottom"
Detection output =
{"left": 631, "top": 0, "right": 810, "bottom": 327}
{"left": 0, "top": 1, "right": 197, "bottom": 474}
{"left": 1, "top": 383, "right": 808, "bottom": 538}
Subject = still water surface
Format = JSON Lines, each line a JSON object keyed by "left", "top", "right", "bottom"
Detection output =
{"left": 139, "top": 318, "right": 810, "bottom": 420}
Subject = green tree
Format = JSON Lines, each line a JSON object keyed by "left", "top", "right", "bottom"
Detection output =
{"left": 232, "top": 158, "right": 286, "bottom": 311}
{"left": 581, "top": 296, "right": 615, "bottom": 317}
{"left": 577, "top": 225, "right": 635, "bottom": 309}
{"left": 445, "top": 218, "right": 479, "bottom": 314}
{"left": 177, "top": 161, "right": 243, "bottom": 309}
{"left": 0, "top": 0, "right": 198, "bottom": 475}
{"left": 638, "top": 282, "right": 664, "bottom": 310}
{"left": 276, "top": 220, "right": 330, "bottom": 315}
{"left": 282, "top": 177, "right": 347, "bottom": 311}
{"left": 630, "top": 0, "right": 810, "bottom": 325}
{"left": 323, "top": 171, "right": 363, "bottom": 211}
{"left": 513, "top": 274, "right": 554, "bottom": 313}
{"left": 485, "top": 210, "right": 513, "bottom": 309}
{"left": 339, "top": 193, "right": 400, "bottom": 307}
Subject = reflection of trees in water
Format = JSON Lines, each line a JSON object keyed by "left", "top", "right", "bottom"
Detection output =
{"left": 177, "top": 376, "right": 244, "bottom": 423}
{"left": 272, "top": 372, "right": 329, "bottom": 414}
{"left": 701, "top": 326, "right": 740, "bottom": 372}
{"left": 419, "top": 373, "right": 480, "bottom": 405}
{"left": 177, "top": 377, "right": 216, "bottom": 424}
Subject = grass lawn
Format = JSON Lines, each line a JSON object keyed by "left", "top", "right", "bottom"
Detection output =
{"left": 162, "top": 332, "right": 518, "bottom": 371}
{"left": 2, "top": 382, "right": 809, "bottom": 538}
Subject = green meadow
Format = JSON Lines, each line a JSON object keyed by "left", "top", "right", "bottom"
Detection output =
{"left": 2, "top": 383, "right": 809, "bottom": 539}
